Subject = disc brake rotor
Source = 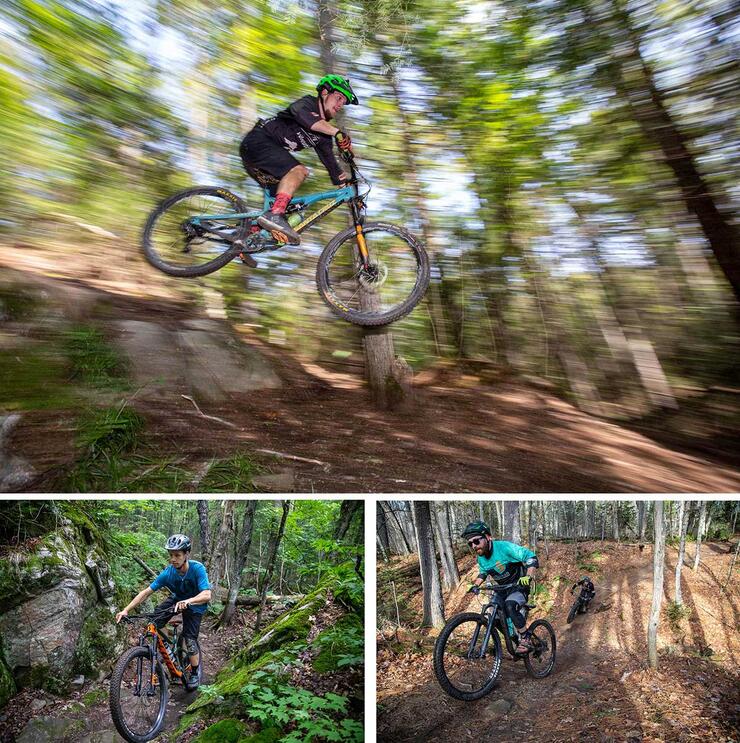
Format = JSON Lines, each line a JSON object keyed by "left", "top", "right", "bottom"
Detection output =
{"left": 358, "top": 261, "right": 388, "bottom": 289}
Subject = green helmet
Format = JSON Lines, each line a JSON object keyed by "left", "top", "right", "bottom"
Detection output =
{"left": 316, "top": 74, "right": 359, "bottom": 105}
{"left": 461, "top": 521, "right": 491, "bottom": 539}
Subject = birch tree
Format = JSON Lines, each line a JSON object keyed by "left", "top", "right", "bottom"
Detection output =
{"left": 648, "top": 500, "right": 665, "bottom": 669}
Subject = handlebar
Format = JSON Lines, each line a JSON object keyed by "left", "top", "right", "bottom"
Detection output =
{"left": 121, "top": 607, "right": 178, "bottom": 623}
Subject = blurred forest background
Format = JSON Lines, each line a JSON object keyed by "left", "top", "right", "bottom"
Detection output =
{"left": 1, "top": 0, "right": 738, "bottom": 492}
{"left": 0, "top": 498, "right": 364, "bottom": 741}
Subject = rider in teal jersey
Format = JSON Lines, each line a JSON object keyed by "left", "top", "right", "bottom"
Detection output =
{"left": 115, "top": 534, "right": 211, "bottom": 689}
{"left": 462, "top": 520, "right": 539, "bottom": 653}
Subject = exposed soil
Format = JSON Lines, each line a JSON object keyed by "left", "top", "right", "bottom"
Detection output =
{"left": 377, "top": 540, "right": 740, "bottom": 743}
{"left": 2, "top": 254, "right": 739, "bottom": 493}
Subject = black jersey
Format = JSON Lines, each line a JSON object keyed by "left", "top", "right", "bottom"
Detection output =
{"left": 261, "top": 95, "right": 344, "bottom": 184}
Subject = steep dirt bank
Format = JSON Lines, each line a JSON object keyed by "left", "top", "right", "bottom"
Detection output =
{"left": 377, "top": 541, "right": 740, "bottom": 743}
{"left": 3, "top": 264, "right": 740, "bottom": 493}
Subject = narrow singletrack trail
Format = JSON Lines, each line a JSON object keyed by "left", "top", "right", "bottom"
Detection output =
{"left": 377, "top": 542, "right": 740, "bottom": 743}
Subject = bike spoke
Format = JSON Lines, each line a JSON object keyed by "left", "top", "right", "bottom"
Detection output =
{"left": 440, "top": 617, "right": 497, "bottom": 695}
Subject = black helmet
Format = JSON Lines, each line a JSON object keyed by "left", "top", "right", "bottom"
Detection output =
{"left": 461, "top": 521, "right": 491, "bottom": 539}
{"left": 165, "top": 534, "right": 192, "bottom": 552}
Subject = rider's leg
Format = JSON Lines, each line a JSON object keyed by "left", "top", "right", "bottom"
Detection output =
{"left": 257, "top": 164, "right": 309, "bottom": 244}
{"left": 503, "top": 590, "right": 530, "bottom": 651}
{"left": 152, "top": 596, "right": 178, "bottom": 630}
{"left": 182, "top": 610, "right": 203, "bottom": 686}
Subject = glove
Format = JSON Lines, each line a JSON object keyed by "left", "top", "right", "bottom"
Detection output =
{"left": 468, "top": 584, "right": 481, "bottom": 595}
{"left": 518, "top": 575, "right": 531, "bottom": 587}
{"left": 335, "top": 131, "right": 353, "bottom": 152}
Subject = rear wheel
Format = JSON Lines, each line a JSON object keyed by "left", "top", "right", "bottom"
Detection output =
{"left": 316, "top": 221, "right": 430, "bottom": 326}
{"left": 432, "top": 612, "right": 502, "bottom": 701}
{"left": 142, "top": 186, "right": 248, "bottom": 277}
{"left": 524, "top": 619, "right": 556, "bottom": 678}
{"left": 110, "top": 646, "right": 168, "bottom": 743}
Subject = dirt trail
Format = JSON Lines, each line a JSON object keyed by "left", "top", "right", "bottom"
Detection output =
{"left": 3, "top": 261, "right": 740, "bottom": 492}
{"left": 2, "top": 614, "right": 242, "bottom": 743}
{"left": 377, "top": 542, "right": 740, "bottom": 743}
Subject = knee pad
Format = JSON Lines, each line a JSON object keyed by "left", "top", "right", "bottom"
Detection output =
{"left": 185, "top": 637, "right": 199, "bottom": 655}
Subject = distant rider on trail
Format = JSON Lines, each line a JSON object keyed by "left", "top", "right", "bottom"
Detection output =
{"left": 462, "top": 520, "right": 539, "bottom": 653}
{"left": 239, "top": 74, "right": 357, "bottom": 247}
{"left": 115, "top": 534, "right": 211, "bottom": 689}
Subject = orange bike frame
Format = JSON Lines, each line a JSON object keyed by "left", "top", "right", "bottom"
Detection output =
{"left": 147, "top": 623, "right": 183, "bottom": 679}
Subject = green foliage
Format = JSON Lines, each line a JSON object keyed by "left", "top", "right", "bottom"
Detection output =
{"left": 312, "top": 615, "right": 364, "bottom": 673}
{"left": 665, "top": 600, "right": 691, "bottom": 631}
{"left": 193, "top": 718, "right": 247, "bottom": 743}
{"left": 63, "top": 326, "right": 128, "bottom": 389}
{"left": 240, "top": 682, "right": 362, "bottom": 743}
{"left": 197, "top": 454, "right": 262, "bottom": 493}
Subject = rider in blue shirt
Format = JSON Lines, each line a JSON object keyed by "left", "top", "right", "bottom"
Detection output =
{"left": 462, "top": 520, "right": 539, "bottom": 653}
{"left": 115, "top": 534, "right": 211, "bottom": 689}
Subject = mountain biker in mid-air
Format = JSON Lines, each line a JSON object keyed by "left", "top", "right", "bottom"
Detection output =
{"left": 462, "top": 520, "right": 539, "bottom": 653}
{"left": 238, "top": 74, "right": 357, "bottom": 248}
{"left": 115, "top": 534, "right": 211, "bottom": 689}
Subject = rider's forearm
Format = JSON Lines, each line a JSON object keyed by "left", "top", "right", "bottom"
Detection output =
{"left": 125, "top": 587, "right": 154, "bottom": 613}
{"left": 310, "top": 120, "right": 339, "bottom": 137}
{"left": 184, "top": 589, "right": 211, "bottom": 607}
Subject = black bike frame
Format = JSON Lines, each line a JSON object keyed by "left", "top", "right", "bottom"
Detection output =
{"left": 468, "top": 583, "right": 527, "bottom": 660}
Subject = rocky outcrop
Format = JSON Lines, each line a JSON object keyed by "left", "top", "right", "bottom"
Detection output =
{"left": 0, "top": 516, "right": 123, "bottom": 703}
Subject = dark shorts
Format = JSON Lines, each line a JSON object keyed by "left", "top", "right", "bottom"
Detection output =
{"left": 240, "top": 126, "right": 300, "bottom": 193}
{"left": 154, "top": 596, "right": 203, "bottom": 641}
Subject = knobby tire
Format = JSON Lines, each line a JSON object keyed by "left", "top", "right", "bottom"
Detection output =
{"left": 433, "top": 612, "right": 502, "bottom": 701}
{"left": 316, "top": 221, "right": 430, "bottom": 326}
{"left": 142, "top": 186, "right": 247, "bottom": 277}
{"left": 110, "top": 646, "right": 168, "bottom": 743}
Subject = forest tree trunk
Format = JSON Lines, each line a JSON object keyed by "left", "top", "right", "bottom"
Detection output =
{"left": 431, "top": 502, "right": 460, "bottom": 591}
{"left": 648, "top": 500, "right": 665, "bottom": 669}
{"left": 413, "top": 502, "right": 445, "bottom": 627}
{"left": 219, "top": 501, "right": 258, "bottom": 627}
{"left": 209, "top": 500, "right": 235, "bottom": 590}
{"left": 675, "top": 500, "right": 688, "bottom": 604}
{"left": 255, "top": 501, "right": 291, "bottom": 631}
{"left": 693, "top": 501, "right": 707, "bottom": 571}
{"left": 197, "top": 500, "right": 210, "bottom": 566}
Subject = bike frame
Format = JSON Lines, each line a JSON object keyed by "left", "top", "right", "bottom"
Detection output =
{"left": 134, "top": 621, "right": 185, "bottom": 696}
{"left": 191, "top": 158, "right": 371, "bottom": 263}
{"left": 468, "top": 584, "right": 529, "bottom": 660}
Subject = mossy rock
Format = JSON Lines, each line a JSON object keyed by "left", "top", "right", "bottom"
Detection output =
{"left": 237, "top": 590, "right": 327, "bottom": 665}
{"left": 239, "top": 727, "right": 282, "bottom": 743}
{"left": 74, "top": 604, "right": 122, "bottom": 675}
{"left": 0, "top": 655, "right": 16, "bottom": 709}
{"left": 192, "top": 718, "right": 246, "bottom": 743}
{"left": 312, "top": 614, "right": 363, "bottom": 674}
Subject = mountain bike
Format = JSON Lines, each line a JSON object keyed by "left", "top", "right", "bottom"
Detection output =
{"left": 142, "top": 142, "right": 430, "bottom": 327}
{"left": 432, "top": 581, "right": 556, "bottom": 701}
{"left": 567, "top": 582, "right": 595, "bottom": 623}
{"left": 110, "top": 608, "right": 202, "bottom": 743}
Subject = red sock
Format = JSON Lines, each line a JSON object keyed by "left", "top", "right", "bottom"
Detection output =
{"left": 272, "top": 192, "right": 291, "bottom": 214}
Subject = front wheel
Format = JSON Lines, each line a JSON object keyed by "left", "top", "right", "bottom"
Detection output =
{"left": 524, "top": 619, "right": 556, "bottom": 679}
{"left": 110, "top": 646, "right": 169, "bottom": 743}
{"left": 567, "top": 598, "right": 580, "bottom": 624}
{"left": 142, "top": 186, "right": 247, "bottom": 277}
{"left": 316, "top": 221, "right": 430, "bottom": 326}
{"left": 432, "top": 612, "right": 502, "bottom": 701}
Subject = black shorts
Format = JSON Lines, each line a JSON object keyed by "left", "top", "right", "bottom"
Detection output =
{"left": 240, "top": 126, "right": 300, "bottom": 192}
{"left": 154, "top": 596, "right": 203, "bottom": 641}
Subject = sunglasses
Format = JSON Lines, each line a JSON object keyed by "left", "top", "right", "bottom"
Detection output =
{"left": 467, "top": 536, "right": 486, "bottom": 548}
